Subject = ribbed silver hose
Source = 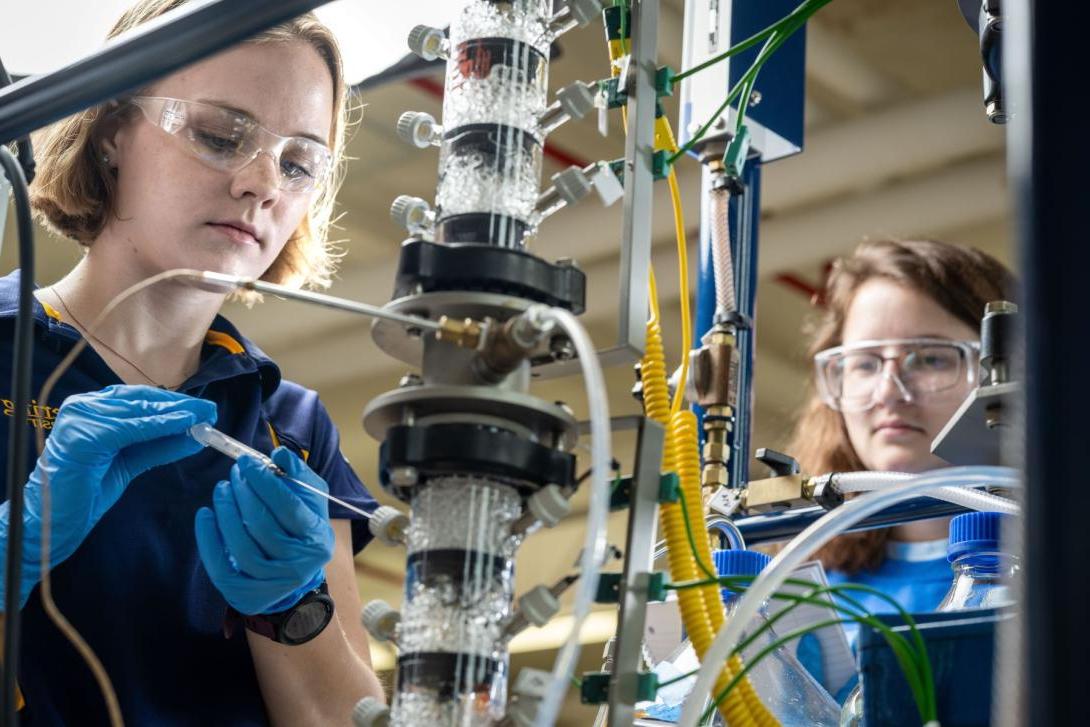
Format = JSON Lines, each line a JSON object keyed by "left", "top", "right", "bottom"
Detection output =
{"left": 710, "top": 187, "right": 736, "bottom": 319}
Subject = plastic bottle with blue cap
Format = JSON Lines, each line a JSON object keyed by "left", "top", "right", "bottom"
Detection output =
{"left": 937, "top": 511, "right": 1019, "bottom": 611}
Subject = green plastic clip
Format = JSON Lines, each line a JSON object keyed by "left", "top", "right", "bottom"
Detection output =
{"left": 579, "top": 671, "right": 659, "bottom": 704}
{"left": 656, "top": 66, "right": 676, "bottom": 97}
{"left": 659, "top": 472, "right": 680, "bottom": 503}
{"left": 723, "top": 124, "right": 752, "bottom": 180}
{"left": 580, "top": 672, "right": 612, "bottom": 704}
{"left": 595, "top": 573, "right": 623, "bottom": 604}
{"left": 607, "top": 154, "right": 671, "bottom": 184}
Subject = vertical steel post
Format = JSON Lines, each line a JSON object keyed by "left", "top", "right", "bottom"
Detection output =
{"left": 607, "top": 417, "right": 665, "bottom": 727}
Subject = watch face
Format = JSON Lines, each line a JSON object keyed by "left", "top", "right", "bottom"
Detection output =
{"left": 283, "top": 600, "right": 332, "bottom": 643}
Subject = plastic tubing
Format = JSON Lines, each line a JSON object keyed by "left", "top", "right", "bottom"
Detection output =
{"left": 832, "top": 471, "right": 1021, "bottom": 516}
{"left": 710, "top": 187, "right": 736, "bottom": 318}
{"left": 533, "top": 308, "right": 612, "bottom": 727}
{"left": 677, "top": 465, "right": 1021, "bottom": 727}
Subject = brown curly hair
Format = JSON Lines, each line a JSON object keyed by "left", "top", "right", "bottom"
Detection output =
{"left": 787, "top": 238, "right": 1015, "bottom": 574}
{"left": 29, "top": 0, "right": 356, "bottom": 293}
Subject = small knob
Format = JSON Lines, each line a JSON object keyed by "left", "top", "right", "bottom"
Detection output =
{"left": 518, "top": 585, "right": 560, "bottom": 627}
{"left": 527, "top": 484, "right": 571, "bottom": 528}
{"left": 368, "top": 505, "right": 409, "bottom": 546}
{"left": 396, "top": 111, "right": 440, "bottom": 149}
{"left": 352, "top": 696, "right": 390, "bottom": 727}
{"left": 361, "top": 599, "right": 401, "bottom": 642}
{"left": 408, "top": 25, "right": 447, "bottom": 61}
{"left": 390, "top": 195, "right": 431, "bottom": 232}
{"left": 755, "top": 448, "right": 800, "bottom": 477}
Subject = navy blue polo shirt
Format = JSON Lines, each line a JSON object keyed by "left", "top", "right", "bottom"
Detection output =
{"left": 0, "top": 270, "right": 378, "bottom": 725}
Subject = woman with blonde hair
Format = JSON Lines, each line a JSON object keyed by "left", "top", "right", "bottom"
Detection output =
{"left": 0, "top": 1, "right": 385, "bottom": 722}
{"left": 787, "top": 238, "right": 1014, "bottom": 632}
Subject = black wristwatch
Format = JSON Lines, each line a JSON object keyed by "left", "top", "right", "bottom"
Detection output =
{"left": 224, "top": 581, "right": 335, "bottom": 646}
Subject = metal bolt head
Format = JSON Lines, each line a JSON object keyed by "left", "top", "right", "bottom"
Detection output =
{"left": 388, "top": 466, "right": 419, "bottom": 487}
{"left": 398, "top": 373, "right": 423, "bottom": 388}
{"left": 549, "top": 335, "right": 576, "bottom": 361}
{"left": 748, "top": 90, "right": 762, "bottom": 107}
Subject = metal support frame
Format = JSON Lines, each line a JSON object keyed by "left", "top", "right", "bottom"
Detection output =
{"left": 607, "top": 415, "right": 666, "bottom": 727}
{"left": 726, "top": 160, "right": 761, "bottom": 490}
{"left": 0, "top": 0, "right": 328, "bottom": 144}
{"left": 539, "top": 0, "right": 660, "bottom": 378}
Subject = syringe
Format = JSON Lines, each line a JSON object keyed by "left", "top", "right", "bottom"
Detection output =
{"left": 189, "top": 422, "right": 373, "bottom": 520}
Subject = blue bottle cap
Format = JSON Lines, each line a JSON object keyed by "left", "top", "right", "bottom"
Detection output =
{"left": 713, "top": 549, "right": 771, "bottom": 599}
{"left": 947, "top": 511, "right": 1010, "bottom": 562}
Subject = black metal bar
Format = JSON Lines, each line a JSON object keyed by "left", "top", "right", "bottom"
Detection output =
{"left": 0, "top": 0, "right": 330, "bottom": 144}
{"left": 1, "top": 145, "right": 35, "bottom": 727}
{"left": 1007, "top": 0, "right": 1089, "bottom": 723}
{"left": 732, "top": 498, "right": 969, "bottom": 546}
{"left": 727, "top": 160, "right": 762, "bottom": 490}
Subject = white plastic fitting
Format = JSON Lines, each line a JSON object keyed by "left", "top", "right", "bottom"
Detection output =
{"left": 518, "top": 585, "right": 561, "bottom": 627}
{"left": 361, "top": 599, "right": 401, "bottom": 643}
{"left": 390, "top": 195, "right": 431, "bottom": 233}
{"left": 527, "top": 484, "right": 571, "bottom": 528}
{"left": 506, "top": 668, "right": 552, "bottom": 726}
{"left": 368, "top": 505, "right": 410, "bottom": 546}
{"left": 352, "top": 696, "right": 390, "bottom": 727}
{"left": 396, "top": 111, "right": 441, "bottom": 149}
{"left": 407, "top": 24, "right": 447, "bottom": 61}
{"left": 555, "top": 81, "right": 596, "bottom": 120}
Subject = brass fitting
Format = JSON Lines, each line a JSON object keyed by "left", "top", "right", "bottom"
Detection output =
{"left": 436, "top": 315, "right": 485, "bottom": 350}
{"left": 739, "top": 474, "right": 810, "bottom": 513}
{"left": 689, "top": 330, "right": 740, "bottom": 409}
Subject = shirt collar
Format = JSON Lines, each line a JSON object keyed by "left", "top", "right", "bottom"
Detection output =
{"left": 0, "top": 269, "right": 282, "bottom": 399}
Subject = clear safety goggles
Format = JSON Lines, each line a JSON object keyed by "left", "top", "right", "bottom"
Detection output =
{"left": 128, "top": 96, "right": 332, "bottom": 193}
{"left": 814, "top": 337, "right": 980, "bottom": 412}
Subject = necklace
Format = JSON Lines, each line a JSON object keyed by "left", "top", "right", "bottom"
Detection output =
{"left": 50, "top": 286, "right": 186, "bottom": 390}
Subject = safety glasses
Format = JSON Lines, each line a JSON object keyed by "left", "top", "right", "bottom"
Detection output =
{"left": 814, "top": 337, "right": 980, "bottom": 412}
{"left": 128, "top": 96, "right": 332, "bottom": 193}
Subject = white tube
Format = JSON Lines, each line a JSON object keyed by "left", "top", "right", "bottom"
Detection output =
{"left": 930, "top": 486, "right": 1020, "bottom": 515}
{"left": 709, "top": 187, "right": 736, "bottom": 318}
{"left": 533, "top": 308, "right": 612, "bottom": 727}
{"left": 831, "top": 470, "right": 1020, "bottom": 515}
{"left": 677, "top": 466, "right": 1021, "bottom": 727}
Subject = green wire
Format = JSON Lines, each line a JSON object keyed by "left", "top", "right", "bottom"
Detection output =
{"left": 668, "top": 0, "right": 832, "bottom": 164}
{"left": 671, "top": 0, "right": 825, "bottom": 83}
{"left": 676, "top": 484, "right": 718, "bottom": 581}
{"left": 666, "top": 575, "right": 936, "bottom": 721}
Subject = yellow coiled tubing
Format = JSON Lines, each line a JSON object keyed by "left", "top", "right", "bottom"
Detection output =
{"left": 610, "top": 22, "right": 776, "bottom": 725}
{"left": 642, "top": 277, "right": 776, "bottom": 726}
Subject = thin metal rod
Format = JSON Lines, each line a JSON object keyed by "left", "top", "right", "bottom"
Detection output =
{"left": 198, "top": 272, "right": 442, "bottom": 332}
{"left": 0, "top": 0, "right": 330, "bottom": 143}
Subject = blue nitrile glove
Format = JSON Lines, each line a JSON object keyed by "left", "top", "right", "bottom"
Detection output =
{"left": 194, "top": 447, "right": 335, "bottom": 616}
{"left": 0, "top": 385, "right": 217, "bottom": 610}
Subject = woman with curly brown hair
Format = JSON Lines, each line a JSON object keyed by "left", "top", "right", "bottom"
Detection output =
{"left": 786, "top": 238, "right": 1014, "bottom": 641}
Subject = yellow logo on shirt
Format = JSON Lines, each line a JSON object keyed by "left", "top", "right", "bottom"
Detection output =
{"left": 1, "top": 398, "right": 60, "bottom": 430}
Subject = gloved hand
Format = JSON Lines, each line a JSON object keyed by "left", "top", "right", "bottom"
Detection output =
{"left": 194, "top": 447, "right": 335, "bottom": 615}
{"left": 1, "top": 385, "right": 217, "bottom": 610}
